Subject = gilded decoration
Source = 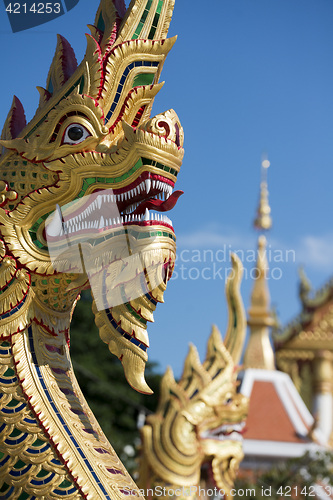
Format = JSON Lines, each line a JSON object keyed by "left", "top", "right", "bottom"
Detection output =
{"left": 0, "top": 0, "right": 185, "bottom": 497}
{"left": 139, "top": 256, "right": 248, "bottom": 500}
{"left": 275, "top": 272, "right": 333, "bottom": 415}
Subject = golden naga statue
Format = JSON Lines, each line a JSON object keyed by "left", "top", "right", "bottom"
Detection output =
{"left": 0, "top": 0, "right": 183, "bottom": 497}
{"left": 139, "top": 256, "right": 249, "bottom": 500}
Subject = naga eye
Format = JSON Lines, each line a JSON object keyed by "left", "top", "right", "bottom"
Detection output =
{"left": 63, "top": 124, "right": 91, "bottom": 145}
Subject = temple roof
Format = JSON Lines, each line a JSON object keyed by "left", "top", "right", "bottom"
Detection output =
{"left": 239, "top": 369, "right": 326, "bottom": 458}
{"left": 274, "top": 272, "right": 333, "bottom": 350}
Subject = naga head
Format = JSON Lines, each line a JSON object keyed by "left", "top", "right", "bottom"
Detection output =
{"left": 140, "top": 327, "right": 248, "bottom": 497}
{"left": 0, "top": 0, "right": 183, "bottom": 393}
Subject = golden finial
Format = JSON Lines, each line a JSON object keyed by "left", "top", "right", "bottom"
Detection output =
{"left": 253, "top": 156, "right": 272, "bottom": 231}
{"left": 243, "top": 156, "right": 275, "bottom": 370}
{"left": 243, "top": 235, "right": 275, "bottom": 370}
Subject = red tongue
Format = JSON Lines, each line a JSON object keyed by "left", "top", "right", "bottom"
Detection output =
{"left": 133, "top": 190, "right": 184, "bottom": 215}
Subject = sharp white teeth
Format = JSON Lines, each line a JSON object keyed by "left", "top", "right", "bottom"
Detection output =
{"left": 144, "top": 208, "right": 150, "bottom": 221}
{"left": 152, "top": 180, "right": 156, "bottom": 189}
{"left": 107, "top": 194, "right": 111, "bottom": 202}
{"left": 145, "top": 178, "right": 151, "bottom": 194}
{"left": 134, "top": 187, "right": 137, "bottom": 196}
{"left": 47, "top": 205, "right": 63, "bottom": 237}
{"left": 99, "top": 216, "right": 104, "bottom": 229}
{"left": 117, "top": 217, "right": 120, "bottom": 224}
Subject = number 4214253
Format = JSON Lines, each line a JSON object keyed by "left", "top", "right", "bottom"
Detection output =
{"left": 5, "top": 3, "right": 61, "bottom": 14}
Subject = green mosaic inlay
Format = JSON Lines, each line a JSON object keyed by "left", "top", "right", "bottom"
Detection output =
{"left": 133, "top": 73, "right": 155, "bottom": 87}
{"left": 148, "top": 0, "right": 163, "bottom": 39}
{"left": 0, "top": 276, "right": 16, "bottom": 295}
{"left": 121, "top": 288, "right": 147, "bottom": 325}
{"left": 36, "top": 469, "right": 49, "bottom": 478}
{"left": 18, "top": 493, "right": 30, "bottom": 500}
{"left": 127, "top": 302, "right": 147, "bottom": 325}
{"left": 97, "top": 12, "right": 105, "bottom": 32}
{"left": 59, "top": 479, "right": 73, "bottom": 489}
{"left": 14, "top": 460, "right": 26, "bottom": 469}
{"left": 34, "top": 240, "right": 45, "bottom": 249}
{"left": 79, "top": 76, "right": 85, "bottom": 94}
{"left": 9, "top": 429, "right": 21, "bottom": 438}
{"left": 7, "top": 399, "right": 20, "bottom": 407}
{"left": 32, "top": 438, "right": 45, "bottom": 447}
{"left": 132, "top": 0, "right": 153, "bottom": 39}
{"left": 4, "top": 368, "right": 15, "bottom": 377}
{"left": 77, "top": 158, "right": 143, "bottom": 198}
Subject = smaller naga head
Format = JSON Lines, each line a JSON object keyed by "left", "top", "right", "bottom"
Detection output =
{"left": 0, "top": 0, "right": 183, "bottom": 393}
{"left": 140, "top": 326, "right": 248, "bottom": 497}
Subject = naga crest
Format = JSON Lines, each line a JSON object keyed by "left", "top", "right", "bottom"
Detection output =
{"left": 139, "top": 256, "right": 249, "bottom": 498}
{"left": 0, "top": 0, "right": 183, "bottom": 393}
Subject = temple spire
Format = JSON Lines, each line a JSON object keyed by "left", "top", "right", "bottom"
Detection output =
{"left": 253, "top": 156, "right": 272, "bottom": 231}
{"left": 243, "top": 156, "right": 275, "bottom": 370}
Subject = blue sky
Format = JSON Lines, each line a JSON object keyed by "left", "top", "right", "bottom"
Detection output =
{"left": 1, "top": 0, "right": 333, "bottom": 378}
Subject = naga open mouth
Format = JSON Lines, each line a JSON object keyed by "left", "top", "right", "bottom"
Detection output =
{"left": 46, "top": 170, "right": 183, "bottom": 238}
{"left": 201, "top": 422, "right": 246, "bottom": 442}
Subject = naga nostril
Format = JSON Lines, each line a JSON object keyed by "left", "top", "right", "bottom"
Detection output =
{"left": 156, "top": 120, "right": 170, "bottom": 138}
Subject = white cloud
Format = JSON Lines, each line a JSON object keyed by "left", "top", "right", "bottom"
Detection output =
{"left": 176, "top": 224, "right": 333, "bottom": 272}
{"left": 297, "top": 234, "right": 333, "bottom": 270}
{"left": 177, "top": 223, "right": 256, "bottom": 250}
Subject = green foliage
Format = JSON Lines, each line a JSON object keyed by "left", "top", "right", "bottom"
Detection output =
{"left": 70, "top": 291, "right": 162, "bottom": 472}
{"left": 235, "top": 451, "right": 333, "bottom": 499}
